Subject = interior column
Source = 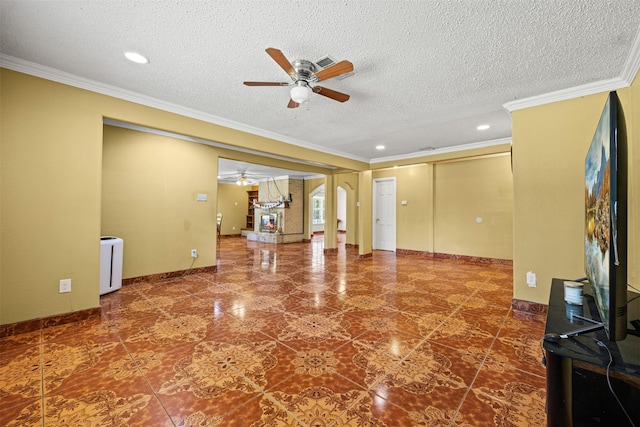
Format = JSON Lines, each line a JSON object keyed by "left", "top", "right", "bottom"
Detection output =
{"left": 323, "top": 174, "right": 338, "bottom": 252}
{"left": 358, "top": 170, "right": 372, "bottom": 257}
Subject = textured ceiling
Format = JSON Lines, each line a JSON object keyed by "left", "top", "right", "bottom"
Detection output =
{"left": 2, "top": 1, "right": 640, "bottom": 175}
{"left": 217, "top": 158, "right": 314, "bottom": 185}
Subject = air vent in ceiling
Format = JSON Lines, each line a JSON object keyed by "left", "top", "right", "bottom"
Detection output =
{"left": 315, "top": 55, "right": 354, "bottom": 80}
{"left": 315, "top": 55, "right": 336, "bottom": 68}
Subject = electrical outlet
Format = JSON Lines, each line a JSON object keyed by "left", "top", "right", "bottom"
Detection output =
{"left": 526, "top": 271, "right": 536, "bottom": 287}
{"left": 59, "top": 279, "right": 71, "bottom": 293}
{"left": 191, "top": 249, "right": 197, "bottom": 258}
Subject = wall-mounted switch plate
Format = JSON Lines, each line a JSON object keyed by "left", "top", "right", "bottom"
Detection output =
{"left": 59, "top": 279, "right": 71, "bottom": 293}
{"left": 526, "top": 271, "right": 536, "bottom": 287}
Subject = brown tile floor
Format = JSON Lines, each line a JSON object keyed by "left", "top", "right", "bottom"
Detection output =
{"left": 0, "top": 235, "right": 547, "bottom": 426}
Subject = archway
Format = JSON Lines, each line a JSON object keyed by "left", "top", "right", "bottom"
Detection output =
{"left": 309, "top": 183, "right": 347, "bottom": 235}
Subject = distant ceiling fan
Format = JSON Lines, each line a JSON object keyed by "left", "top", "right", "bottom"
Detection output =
{"left": 243, "top": 47, "right": 354, "bottom": 108}
{"left": 218, "top": 170, "right": 259, "bottom": 186}
{"left": 234, "top": 174, "right": 254, "bottom": 186}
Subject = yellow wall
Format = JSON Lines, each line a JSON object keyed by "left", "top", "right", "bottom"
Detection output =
{"left": 624, "top": 75, "right": 639, "bottom": 291}
{"left": 373, "top": 165, "right": 433, "bottom": 252}
{"left": 434, "top": 155, "right": 513, "bottom": 259}
{"left": 358, "top": 170, "right": 373, "bottom": 255}
{"left": 2, "top": 65, "right": 637, "bottom": 325}
{"left": 2, "top": 71, "right": 104, "bottom": 323}
{"left": 102, "top": 125, "right": 219, "bottom": 278}
{"left": 512, "top": 77, "right": 638, "bottom": 304}
{"left": 372, "top": 157, "right": 513, "bottom": 259}
{"left": 217, "top": 184, "right": 255, "bottom": 235}
{"left": 0, "top": 69, "right": 351, "bottom": 325}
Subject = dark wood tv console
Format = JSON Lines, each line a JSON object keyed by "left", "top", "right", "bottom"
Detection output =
{"left": 543, "top": 278, "right": 640, "bottom": 426}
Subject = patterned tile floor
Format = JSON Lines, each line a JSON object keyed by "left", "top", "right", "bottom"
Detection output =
{"left": 1, "top": 235, "right": 547, "bottom": 426}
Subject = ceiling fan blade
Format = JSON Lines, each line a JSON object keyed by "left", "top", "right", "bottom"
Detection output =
{"left": 314, "top": 60, "right": 354, "bottom": 81}
{"left": 312, "top": 86, "right": 350, "bottom": 102}
{"left": 243, "top": 81, "right": 290, "bottom": 86}
{"left": 287, "top": 99, "right": 300, "bottom": 109}
{"left": 266, "top": 48, "right": 296, "bottom": 77}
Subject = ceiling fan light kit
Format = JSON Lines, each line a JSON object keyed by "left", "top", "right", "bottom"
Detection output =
{"left": 233, "top": 174, "right": 257, "bottom": 186}
{"left": 290, "top": 83, "right": 310, "bottom": 104}
{"left": 244, "top": 47, "right": 353, "bottom": 108}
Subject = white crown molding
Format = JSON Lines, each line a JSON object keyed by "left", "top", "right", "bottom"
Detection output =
{"left": 2, "top": 53, "right": 508, "bottom": 169}
{"left": 370, "top": 137, "right": 512, "bottom": 165}
{"left": 504, "top": 29, "right": 640, "bottom": 113}
{"left": 0, "top": 54, "right": 369, "bottom": 163}
{"left": 503, "top": 77, "right": 629, "bottom": 112}
{"left": 621, "top": 24, "right": 640, "bottom": 84}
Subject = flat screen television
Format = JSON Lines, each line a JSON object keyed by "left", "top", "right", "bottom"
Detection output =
{"left": 584, "top": 91, "right": 628, "bottom": 341}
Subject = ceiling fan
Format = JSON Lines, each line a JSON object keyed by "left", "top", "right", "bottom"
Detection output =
{"left": 243, "top": 48, "right": 354, "bottom": 108}
{"left": 218, "top": 170, "right": 260, "bottom": 186}
{"left": 234, "top": 174, "right": 254, "bottom": 186}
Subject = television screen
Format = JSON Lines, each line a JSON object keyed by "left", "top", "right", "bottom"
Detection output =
{"left": 584, "top": 91, "right": 627, "bottom": 341}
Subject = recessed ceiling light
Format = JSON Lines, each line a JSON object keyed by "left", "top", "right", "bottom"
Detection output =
{"left": 124, "top": 51, "right": 149, "bottom": 64}
{"left": 477, "top": 124, "right": 490, "bottom": 130}
{"left": 376, "top": 145, "right": 385, "bottom": 150}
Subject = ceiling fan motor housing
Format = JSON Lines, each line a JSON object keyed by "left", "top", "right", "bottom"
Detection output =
{"left": 291, "top": 59, "right": 317, "bottom": 82}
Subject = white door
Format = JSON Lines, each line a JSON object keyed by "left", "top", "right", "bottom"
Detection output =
{"left": 373, "top": 178, "right": 396, "bottom": 251}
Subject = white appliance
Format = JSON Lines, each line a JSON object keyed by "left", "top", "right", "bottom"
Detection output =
{"left": 100, "top": 236, "right": 123, "bottom": 295}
